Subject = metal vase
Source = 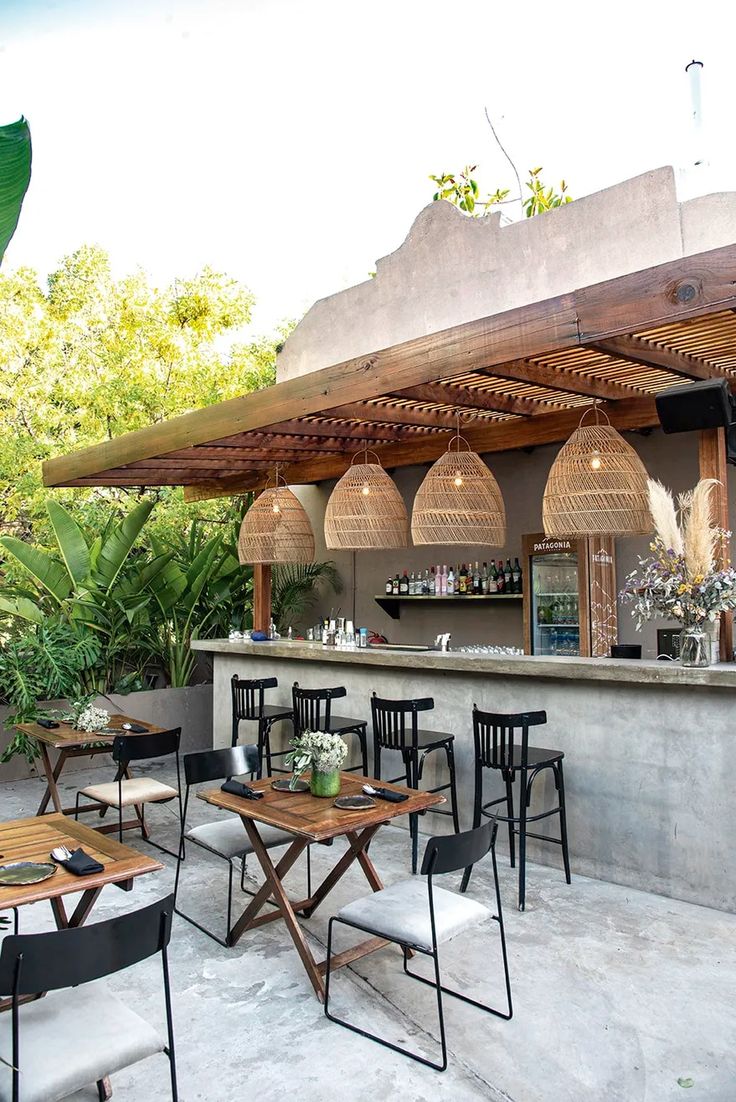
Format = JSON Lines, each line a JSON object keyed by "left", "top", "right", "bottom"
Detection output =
{"left": 679, "top": 626, "right": 710, "bottom": 668}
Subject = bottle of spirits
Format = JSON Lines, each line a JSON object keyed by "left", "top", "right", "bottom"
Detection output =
{"left": 440, "top": 564, "right": 448, "bottom": 595}
{"left": 385, "top": 576, "right": 393, "bottom": 595}
{"left": 496, "top": 560, "right": 505, "bottom": 594}
{"left": 457, "top": 564, "right": 466, "bottom": 595}
{"left": 504, "top": 559, "right": 513, "bottom": 591}
{"left": 447, "top": 566, "right": 455, "bottom": 595}
{"left": 512, "top": 557, "right": 522, "bottom": 594}
{"left": 481, "top": 562, "right": 489, "bottom": 595}
{"left": 488, "top": 562, "right": 498, "bottom": 594}
{"left": 410, "top": 571, "right": 417, "bottom": 595}
{"left": 399, "top": 570, "right": 409, "bottom": 596}
{"left": 473, "top": 561, "right": 481, "bottom": 595}
{"left": 434, "top": 565, "right": 441, "bottom": 596}
{"left": 392, "top": 573, "right": 399, "bottom": 595}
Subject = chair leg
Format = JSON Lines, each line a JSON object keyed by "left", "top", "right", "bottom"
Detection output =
{"left": 460, "top": 762, "right": 483, "bottom": 893}
{"left": 556, "top": 762, "right": 572, "bottom": 884}
{"left": 406, "top": 752, "right": 419, "bottom": 875}
{"left": 445, "top": 742, "right": 460, "bottom": 834}
{"left": 518, "top": 767, "right": 528, "bottom": 912}
{"left": 359, "top": 726, "right": 368, "bottom": 775}
{"left": 373, "top": 742, "right": 382, "bottom": 782}
{"left": 505, "top": 772, "right": 516, "bottom": 868}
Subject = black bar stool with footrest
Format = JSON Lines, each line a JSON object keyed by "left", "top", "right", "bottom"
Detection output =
{"left": 291, "top": 683, "right": 369, "bottom": 776}
{"left": 231, "top": 675, "right": 294, "bottom": 776}
{"left": 371, "top": 694, "right": 460, "bottom": 875}
{"left": 460, "top": 707, "right": 571, "bottom": 911}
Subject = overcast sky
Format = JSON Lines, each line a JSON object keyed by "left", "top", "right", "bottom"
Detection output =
{"left": 2, "top": 0, "right": 734, "bottom": 333}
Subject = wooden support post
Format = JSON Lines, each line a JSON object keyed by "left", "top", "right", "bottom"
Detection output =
{"left": 698, "top": 427, "right": 733, "bottom": 661}
{"left": 253, "top": 563, "right": 272, "bottom": 634}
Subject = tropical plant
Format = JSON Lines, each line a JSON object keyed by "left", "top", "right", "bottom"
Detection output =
{"left": 0, "top": 116, "right": 31, "bottom": 264}
{"left": 271, "top": 561, "right": 342, "bottom": 632}
{"left": 429, "top": 165, "right": 571, "bottom": 219}
{"left": 0, "top": 621, "right": 99, "bottom": 764}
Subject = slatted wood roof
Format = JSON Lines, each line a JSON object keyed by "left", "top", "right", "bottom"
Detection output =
{"left": 43, "top": 242, "right": 736, "bottom": 500}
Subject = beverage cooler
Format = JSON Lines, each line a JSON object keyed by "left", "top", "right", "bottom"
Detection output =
{"left": 521, "top": 533, "right": 618, "bottom": 658}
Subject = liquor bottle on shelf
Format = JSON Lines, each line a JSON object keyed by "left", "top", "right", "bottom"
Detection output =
{"left": 473, "top": 561, "right": 481, "bottom": 595}
{"left": 488, "top": 562, "right": 498, "bottom": 594}
{"left": 447, "top": 565, "right": 455, "bottom": 595}
{"left": 458, "top": 565, "right": 467, "bottom": 595}
{"left": 385, "top": 576, "right": 393, "bottom": 595}
{"left": 392, "top": 574, "right": 399, "bottom": 595}
{"left": 440, "top": 564, "right": 448, "bottom": 595}
{"left": 481, "top": 562, "right": 489, "bottom": 594}
{"left": 399, "top": 570, "right": 409, "bottom": 596}
{"left": 496, "top": 561, "right": 505, "bottom": 594}
{"left": 512, "top": 557, "right": 522, "bottom": 594}
{"left": 434, "top": 564, "right": 441, "bottom": 596}
{"left": 504, "top": 559, "right": 513, "bottom": 591}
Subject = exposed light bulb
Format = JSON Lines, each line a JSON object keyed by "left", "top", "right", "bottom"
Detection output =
{"left": 361, "top": 484, "right": 370, "bottom": 496}
{"left": 272, "top": 502, "right": 281, "bottom": 514}
{"left": 453, "top": 470, "right": 463, "bottom": 487}
{"left": 590, "top": 450, "right": 602, "bottom": 471}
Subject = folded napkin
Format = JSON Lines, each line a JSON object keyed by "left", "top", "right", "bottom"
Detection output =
{"left": 54, "top": 848, "right": 104, "bottom": 876}
{"left": 221, "top": 779, "right": 263, "bottom": 800}
{"left": 371, "top": 786, "right": 409, "bottom": 803}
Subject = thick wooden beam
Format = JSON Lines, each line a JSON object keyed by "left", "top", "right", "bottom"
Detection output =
{"left": 253, "top": 564, "right": 272, "bottom": 634}
{"left": 698, "top": 427, "right": 733, "bottom": 661}
{"left": 478, "top": 359, "right": 637, "bottom": 401}
{"left": 391, "top": 381, "right": 540, "bottom": 417}
{"left": 593, "top": 334, "right": 732, "bottom": 382}
{"left": 184, "top": 396, "right": 659, "bottom": 501}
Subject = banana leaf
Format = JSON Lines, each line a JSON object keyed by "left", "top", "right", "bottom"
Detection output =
{"left": 0, "top": 536, "right": 72, "bottom": 604}
{"left": 0, "top": 117, "right": 31, "bottom": 264}
{"left": 46, "top": 499, "right": 90, "bottom": 583}
{"left": 94, "top": 500, "right": 155, "bottom": 592}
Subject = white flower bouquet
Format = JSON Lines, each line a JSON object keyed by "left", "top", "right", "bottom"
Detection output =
{"left": 284, "top": 730, "right": 348, "bottom": 788}
{"left": 64, "top": 698, "right": 110, "bottom": 733}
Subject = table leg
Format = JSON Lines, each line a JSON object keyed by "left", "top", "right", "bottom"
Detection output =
{"left": 240, "top": 821, "right": 326, "bottom": 1001}
{"left": 36, "top": 745, "right": 66, "bottom": 815}
{"left": 50, "top": 887, "right": 102, "bottom": 930}
{"left": 303, "top": 825, "right": 383, "bottom": 916}
{"left": 228, "top": 834, "right": 309, "bottom": 945}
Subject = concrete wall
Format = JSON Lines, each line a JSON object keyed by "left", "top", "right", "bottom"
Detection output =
{"left": 0, "top": 684, "right": 213, "bottom": 782}
{"left": 277, "top": 167, "right": 736, "bottom": 383}
{"left": 209, "top": 647, "right": 736, "bottom": 915}
{"left": 291, "top": 426, "right": 732, "bottom": 658}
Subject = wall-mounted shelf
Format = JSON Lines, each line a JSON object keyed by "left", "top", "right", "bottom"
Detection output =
{"left": 374, "top": 594, "right": 523, "bottom": 621}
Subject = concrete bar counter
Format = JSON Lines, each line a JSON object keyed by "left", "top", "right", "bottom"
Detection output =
{"left": 193, "top": 638, "right": 736, "bottom": 914}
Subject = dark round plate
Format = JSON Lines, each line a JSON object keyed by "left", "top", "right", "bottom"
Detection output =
{"left": 271, "top": 779, "right": 310, "bottom": 793}
{"left": 0, "top": 861, "right": 57, "bottom": 886}
{"left": 334, "top": 795, "right": 376, "bottom": 811}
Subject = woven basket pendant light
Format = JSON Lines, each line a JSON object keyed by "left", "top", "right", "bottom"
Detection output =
{"left": 542, "top": 406, "right": 650, "bottom": 537}
{"left": 324, "top": 449, "right": 409, "bottom": 550}
{"left": 411, "top": 435, "right": 506, "bottom": 546}
{"left": 238, "top": 473, "right": 315, "bottom": 564}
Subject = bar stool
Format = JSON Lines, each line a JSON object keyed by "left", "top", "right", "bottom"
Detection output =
{"left": 231, "top": 675, "right": 294, "bottom": 776}
{"left": 371, "top": 694, "right": 460, "bottom": 875}
{"left": 291, "top": 683, "right": 369, "bottom": 776}
{"left": 460, "top": 707, "right": 571, "bottom": 911}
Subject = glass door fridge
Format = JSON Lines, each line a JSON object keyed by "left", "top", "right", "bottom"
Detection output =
{"left": 522, "top": 535, "right": 589, "bottom": 657}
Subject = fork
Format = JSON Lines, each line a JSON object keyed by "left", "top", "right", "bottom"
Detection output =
{"left": 50, "top": 845, "right": 72, "bottom": 862}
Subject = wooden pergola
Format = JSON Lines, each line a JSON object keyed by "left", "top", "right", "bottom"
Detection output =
{"left": 44, "top": 242, "right": 736, "bottom": 650}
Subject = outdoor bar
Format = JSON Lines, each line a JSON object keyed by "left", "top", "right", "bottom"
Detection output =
{"left": 42, "top": 169, "right": 736, "bottom": 919}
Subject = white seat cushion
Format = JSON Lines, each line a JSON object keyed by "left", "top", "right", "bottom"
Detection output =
{"left": 80, "top": 777, "right": 178, "bottom": 808}
{"left": 0, "top": 980, "right": 164, "bottom": 1102}
{"left": 186, "top": 817, "right": 299, "bottom": 860}
{"left": 337, "top": 879, "right": 491, "bottom": 951}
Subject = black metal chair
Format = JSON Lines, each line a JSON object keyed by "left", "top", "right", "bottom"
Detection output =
{"left": 371, "top": 694, "right": 460, "bottom": 874}
{"left": 460, "top": 707, "right": 571, "bottom": 911}
{"left": 231, "top": 675, "right": 294, "bottom": 776}
{"left": 173, "top": 744, "right": 310, "bottom": 946}
{"left": 76, "top": 729, "right": 184, "bottom": 860}
{"left": 0, "top": 894, "right": 178, "bottom": 1102}
{"left": 324, "top": 821, "right": 512, "bottom": 1072}
{"left": 292, "top": 683, "right": 368, "bottom": 776}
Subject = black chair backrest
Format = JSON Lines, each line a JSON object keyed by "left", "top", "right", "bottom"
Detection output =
{"left": 420, "top": 821, "right": 497, "bottom": 877}
{"left": 292, "top": 682, "right": 347, "bottom": 734}
{"left": 472, "top": 707, "right": 547, "bottom": 771}
{"left": 371, "top": 693, "right": 434, "bottom": 751}
{"left": 184, "top": 744, "right": 259, "bottom": 786}
{"left": 112, "top": 727, "right": 181, "bottom": 764}
{"left": 0, "top": 894, "right": 174, "bottom": 997}
{"left": 231, "top": 674, "right": 278, "bottom": 721}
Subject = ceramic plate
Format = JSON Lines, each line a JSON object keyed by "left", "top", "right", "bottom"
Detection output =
{"left": 0, "top": 861, "right": 57, "bottom": 886}
{"left": 334, "top": 795, "right": 376, "bottom": 811}
{"left": 271, "top": 779, "right": 310, "bottom": 793}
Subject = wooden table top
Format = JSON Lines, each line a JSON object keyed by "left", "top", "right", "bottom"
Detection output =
{"left": 16, "top": 714, "right": 164, "bottom": 750}
{"left": 0, "top": 813, "right": 163, "bottom": 909}
{"left": 199, "top": 772, "right": 444, "bottom": 843}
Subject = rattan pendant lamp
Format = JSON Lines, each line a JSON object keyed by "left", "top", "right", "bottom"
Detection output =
{"left": 542, "top": 405, "right": 650, "bottom": 537}
{"left": 237, "top": 470, "right": 315, "bottom": 564}
{"left": 411, "top": 423, "right": 506, "bottom": 546}
{"left": 324, "top": 448, "right": 409, "bottom": 549}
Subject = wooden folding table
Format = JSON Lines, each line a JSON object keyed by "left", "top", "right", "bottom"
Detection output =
{"left": 199, "top": 772, "right": 442, "bottom": 1000}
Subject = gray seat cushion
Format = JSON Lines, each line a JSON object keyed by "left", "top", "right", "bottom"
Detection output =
{"left": 337, "top": 879, "right": 491, "bottom": 951}
{"left": 186, "top": 816, "right": 298, "bottom": 860}
{"left": 0, "top": 981, "right": 164, "bottom": 1102}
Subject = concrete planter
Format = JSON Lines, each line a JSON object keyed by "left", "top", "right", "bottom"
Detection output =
{"left": 0, "top": 684, "right": 213, "bottom": 783}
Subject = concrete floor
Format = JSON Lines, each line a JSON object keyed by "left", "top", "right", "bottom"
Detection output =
{"left": 1, "top": 761, "right": 735, "bottom": 1102}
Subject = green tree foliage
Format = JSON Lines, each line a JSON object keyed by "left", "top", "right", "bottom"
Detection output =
{"left": 0, "top": 244, "right": 290, "bottom": 542}
{"left": 430, "top": 164, "right": 571, "bottom": 218}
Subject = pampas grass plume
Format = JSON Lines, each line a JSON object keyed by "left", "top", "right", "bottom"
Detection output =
{"left": 647, "top": 479, "right": 683, "bottom": 555}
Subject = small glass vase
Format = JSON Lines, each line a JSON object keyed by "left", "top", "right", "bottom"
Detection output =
{"left": 679, "top": 625, "right": 710, "bottom": 668}
{"left": 309, "top": 768, "right": 341, "bottom": 798}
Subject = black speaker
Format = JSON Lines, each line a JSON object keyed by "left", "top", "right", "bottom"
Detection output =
{"left": 655, "top": 378, "right": 733, "bottom": 433}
